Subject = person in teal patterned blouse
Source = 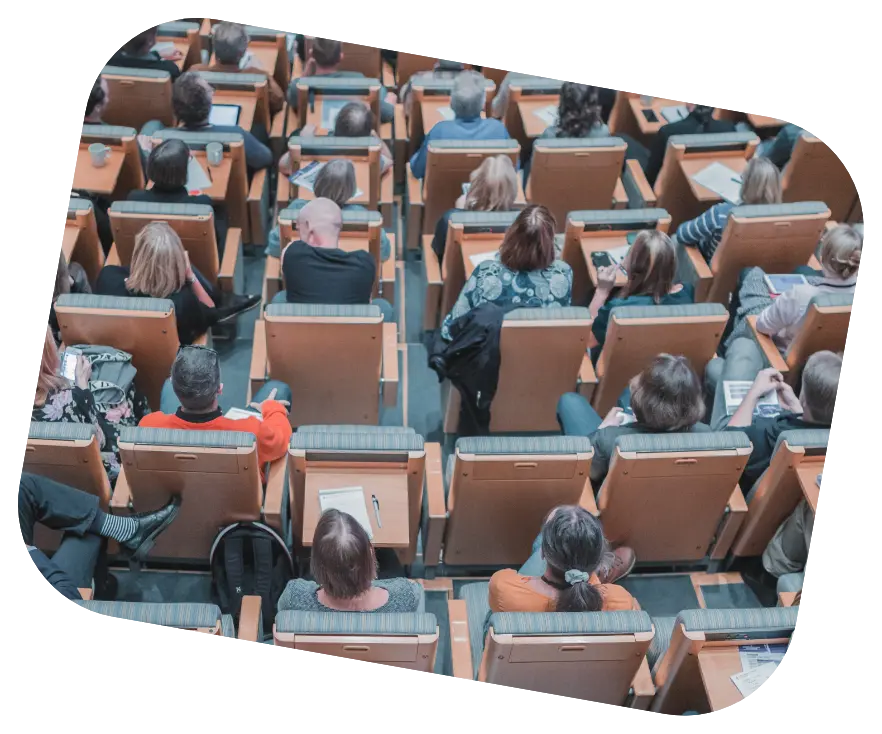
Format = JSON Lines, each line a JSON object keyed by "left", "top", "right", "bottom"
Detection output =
{"left": 441, "top": 205, "right": 573, "bottom": 340}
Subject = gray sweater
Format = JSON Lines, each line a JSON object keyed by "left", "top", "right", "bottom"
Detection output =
{"left": 277, "top": 577, "right": 422, "bottom": 613}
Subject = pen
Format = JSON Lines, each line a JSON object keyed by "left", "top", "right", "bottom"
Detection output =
{"left": 372, "top": 495, "right": 382, "bottom": 528}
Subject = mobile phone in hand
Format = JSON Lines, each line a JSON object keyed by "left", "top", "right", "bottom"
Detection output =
{"left": 591, "top": 251, "right": 614, "bottom": 269}
{"left": 61, "top": 347, "right": 81, "bottom": 381}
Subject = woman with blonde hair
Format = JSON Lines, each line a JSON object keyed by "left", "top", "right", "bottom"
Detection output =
{"left": 431, "top": 154, "right": 519, "bottom": 264}
{"left": 676, "top": 156, "right": 782, "bottom": 263}
{"left": 588, "top": 230, "right": 694, "bottom": 363}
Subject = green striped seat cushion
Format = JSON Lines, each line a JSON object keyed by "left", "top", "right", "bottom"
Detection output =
{"left": 291, "top": 431, "right": 424, "bottom": 452}
{"left": 504, "top": 307, "right": 590, "bottom": 322}
{"left": 774, "top": 428, "right": 829, "bottom": 454}
{"left": 55, "top": 293, "right": 174, "bottom": 313}
{"left": 647, "top": 616, "right": 677, "bottom": 672}
{"left": 490, "top": 610, "right": 652, "bottom": 636}
{"left": 668, "top": 132, "right": 758, "bottom": 150}
{"left": 610, "top": 303, "right": 728, "bottom": 320}
{"left": 568, "top": 209, "right": 669, "bottom": 226}
{"left": 102, "top": 65, "right": 170, "bottom": 79}
{"left": 809, "top": 292, "right": 853, "bottom": 309}
{"left": 221, "top": 614, "right": 236, "bottom": 638}
{"left": 110, "top": 201, "right": 213, "bottom": 218}
{"left": 154, "top": 129, "right": 244, "bottom": 149}
{"left": 297, "top": 425, "right": 415, "bottom": 435}
{"left": 279, "top": 207, "right": 382, "bottom": 226}
{"left": 677, "top": 607, "right": 798, "bottom": 633}
{"left": 448, "top": 211, "right": 519, "bottom": 228}
{"left": 82, "top": 124, "right": 137, "bottom": 139}
{"left": 275, "top": 611, "right": 437, "bottom": 635}
{"left": 615, "top": 431, "right": 751, "bottom": 453}
{"left": 295, "top": 76, "right": 381, "bottom": 90}
{"left": 732, "top": 202, "right": 828, "bottom": 218}
{"left": 459, "top": 582, "right": 492, "bottom": 678}
{"left": 429, "top": 139, "right": 519, "bottom": 151}
{"left": 119, "top": 427, "right": 256, "bottom": 448}
{"left": 534, "top": 137, "right": 625, "bottom": 149}
{"left": 411, "top": 76, "right": 495, "bottom": 91}
{"left": 29, "top": 422, "right": 96, "bottom": 442}
{"left": 77, "top": 601, "right": 221, "bottom": 628}
{"left": 199, "top": 72, "right": 268, "bottom": 86}
{"left": 265, "top": 303, "right": 381, "bottom": 319}
{"left": 456, "top": 435, "right": 592, "bottom": 455}
{"left": 156, "top": 21, "right": 200, "bottom": 34}
{"left": 69, "top": 198, "right": 93, "bottom": 213}
{"left": 286, "top": 135, "right": 376, "bottom": 151}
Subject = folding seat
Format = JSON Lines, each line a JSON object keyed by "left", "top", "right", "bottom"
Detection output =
{"left": 101, "top": 66, "right": 173, "bottom": 130}
{"left": 681, "top": 202, "right": 830, "bottom": 304}
{"left": 64, "top": 197, "right": 105, "bottom": 285}
{"left": 155, "top": 21, "right": 202, "bottom": 69}
{"left": 422, "top": 436, "right": 594, "bottom": 571}
{"left": 200, "top": 71, "right": 272, "bottom": 133}
{"left": 502, "top": 77, "right": 562, "bottom": 152}
{"left": 209, "top": 25, "right": 291, "bottom": 89}
{"left": 78, "top": 125, "right": 145, "bottom": 199}
{"left": 291, "top": 76, "right": 382, "bottom": 133}
{"left": 783, "top": 133, "right": 859, "bottom": 222}
{"left": 451, "top": 582, "right": 656, "bottom": 705}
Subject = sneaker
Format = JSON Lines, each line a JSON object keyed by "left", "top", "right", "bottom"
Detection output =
{"left": 215, "top": 293, "right": 262, "bottom": 323}
{"left": 598, "top": 546, "right": 637, "bottom": 584}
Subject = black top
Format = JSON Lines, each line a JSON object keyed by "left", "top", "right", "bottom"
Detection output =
{"left": 431, "top": 208, "right": 462, "bottom": 265}
{"left": 127, "top": 186, "right": 213, "bottom": 208}
{"left": 727, "top": 413, "right": 830, "bottom": 492}
{"left": 645, "top": 111, "right": 737, "bottom": 185}
{"left": 107, "top": 51, "right": 182, "bottom": 79}
{"left": 281, "top": 240, "right": 375, "bottom": 305}
{"left": 95, "top": 265, "right": 216, "bottom": 345}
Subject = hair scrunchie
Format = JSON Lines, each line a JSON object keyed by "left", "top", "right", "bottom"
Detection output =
{"left": 564, "top": 569, "right": 590, "bottom": 586}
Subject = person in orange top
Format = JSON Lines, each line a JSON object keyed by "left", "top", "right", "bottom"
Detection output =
{"left": 489, "top": 505, "right": 640, "bottom": 613}
{"left": 139, "top": 345, "right": 292, "bottom": 472}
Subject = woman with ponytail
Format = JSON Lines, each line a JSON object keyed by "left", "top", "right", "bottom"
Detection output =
{"left": 489, "top": 505, "right": 639, "bottom": 613}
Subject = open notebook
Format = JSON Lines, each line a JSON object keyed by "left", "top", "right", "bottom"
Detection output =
{"left": 533, "top": 105, "right": 558, "bottom": 127}
{"left": 690, "top": 162, "right": 743, "bottom": 204}
{"left": 318, "top": 487, "right": 374, "bottom": 540}
{"left": 723, "top": 381, "right": 781, "bottom": 418}
{"left": 186, "top": 157, "right": 213, "bottom": 193}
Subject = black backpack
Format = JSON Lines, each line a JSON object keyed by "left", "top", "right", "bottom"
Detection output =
{"left": 210, "top": 522, "right": 296, "bottom": 640}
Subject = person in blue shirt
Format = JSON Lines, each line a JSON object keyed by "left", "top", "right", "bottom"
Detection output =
{"left": 410, "top": 70, "right": 511, "bottom": 179}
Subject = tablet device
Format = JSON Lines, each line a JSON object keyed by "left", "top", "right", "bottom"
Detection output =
{"left": 642, "top": 108, "right": 658, "bottom": 123}
{"left": 763, "top": 273, "right": 809, "bottom": 295}
{"left": 208, "top": 104, "right": 241, "bottom": 126}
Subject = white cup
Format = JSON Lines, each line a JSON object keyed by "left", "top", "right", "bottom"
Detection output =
{"left": 88, "top": 143, "right": 111, "bottom": 167}
{"left": 206, "top": 142, "right": 224, "bottom": 167}
{"left": 639, "top": 94, "right": 653, "bottom": 107}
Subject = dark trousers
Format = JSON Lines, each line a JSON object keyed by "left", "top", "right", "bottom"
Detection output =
{"left": 19, "top": 473, "right": 102, "bottom": 588}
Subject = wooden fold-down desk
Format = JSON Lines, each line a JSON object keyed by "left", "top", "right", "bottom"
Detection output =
{"left": 302, "top": 471, "right": 410, "bottom": 548}
{"left": 628, "top": 97, "right": 687, "bottom": 137}
{"left": 681, "top": 156, "right": 748, "bottom": 204}
{"left": 291, "top": 156, "right": 372, "bottom": 207}
{"left": 73, "top": 144, "right": 125, "bottom": 195}
{"left": 698, "top": 646, "right": 746, "bottom": 711}
{"left": 796, "top": 460, "right": 822, "bottom": 513}
{"left": 517, "top": 97, "right": 558, "bottom": 139}
{"left": 188, "top": 151, "right": 232, "bottom": 202}
{"left": 419, "top": 99, "right": 487, "bottom": 136}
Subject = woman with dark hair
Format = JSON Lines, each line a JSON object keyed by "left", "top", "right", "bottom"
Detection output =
{"left": 539, "top": 82, "right": 610, "bottom": 140}
{"left": 128, "top": 139, "right": 216, "bottom": 208}
{"left": 588, "top": 230, "right": 694, "bottom": 364}
{"left": 557, "top": 354, "right": 710, "bottom": 487}
{"left": 277, "top": 509, "right": 422, "bottom": 612}
{"left": 489, "top": 505, "right": 639, "bottom": 613}
{"left": 440, "top": 204, "right": 572, "bottom": 340}
{"left": 50, "top": 253, "right": 91, "bottom": 344}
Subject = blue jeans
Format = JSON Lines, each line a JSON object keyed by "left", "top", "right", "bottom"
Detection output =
{"left": 160, "top": 378, "right": 292, "bottom": 414}
{"left": 706, "top": 337, "right": 764, "bottom": 429}
{"left": 269, "top": 291, "right": 395, "bottom": 323}
{"left": 556, "top": 393, "right": 603, "bottom": 436}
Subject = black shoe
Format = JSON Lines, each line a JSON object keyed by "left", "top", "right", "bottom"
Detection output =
{"left": 119, "top": 496, "right": 182, "bottom": 561}
{"left": 215, "top": 293, "right": 262, "bottom": 323}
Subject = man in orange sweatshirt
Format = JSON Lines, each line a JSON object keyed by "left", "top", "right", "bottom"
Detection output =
{"left": 140, "top": 346, "right": 292, "bottom": 471}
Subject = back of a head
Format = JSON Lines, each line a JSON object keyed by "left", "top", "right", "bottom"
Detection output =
{"left": 334, "top": 102, "right": 374, "bottom": 137}
{"left": 622, "top": 230, "right": 676, "bottom": 302}
{"left": 740, "top": 156, "right": 782, "bottom": 205}
{"left": 311, "top": 509, "right": 376, "bottom": 599}
{"left": 451, "top": 70, "right": 486, "bottom": 120}
{"left": 121, "top": 26, "right": 157, "bottom": 55}
{"left": 498, "top": 204, "right": 556, "bottom": 272}
{"left": 801, "top": 350, "right": 842, "bottom": 425}
{"left": 213, "top": 22, "right": 249, "bottom": 65}
{"left": 86, "top": 77, "right": 107, "bottom": 118}
{"left": 311, "top": 38, "right": 343, "bottom": 68}
{"left": 147, "top": 139, "right": 190, "bottom": 190}
{"left": 556, "top": 82, "right": 602, "bottom": 138}
{"left": 541, "top": 506, "right": 605, "bottom": 612}
{"left": 127, "top": 221, "right": 188, "bottom": 298}
{"left": 819, "top": 224, "right": 862, "bottom": 281}
{"left": 631, "top": 353, "right": 705, "bottom": 432}
{"left": 313, "top": 160, "right": 357, "bottom": 209}
{"left": 465, "top": 155, "right": 518, "bottom": 212}
{"left": 173, "top": 72, "right": 213, "bottom": 126}
{"left": 171, "top": 346, "right": 221, "bottom": 412}
{"left": 297, "top": 197, "right": 343, "bottom": 246}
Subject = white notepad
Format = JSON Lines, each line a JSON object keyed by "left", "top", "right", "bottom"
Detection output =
{"left": 690, "top": 162, "right": 743, "bottom": 204}
{"left": 436, "top": 105, "right": 455, "bottom": 121}
{"left": 321, "top": 99, "right": 350, "bottom": 129}
{"left": 469, "top": 251, "right": 498, "bottom": 267}
{"left": 660, "top": 105, "right": 689, "bottom": 123}
{"left": 318, "top": 487, "right": 373, "bottom": 539}
{"left": 151, "top": 42, "right": 176, "bottom": 55}
{"left": 186, "top": 157, "right": 213, "bottom": 193}
{"left": 738, "top": 643, "right": 787, "bottom": 672}
{"left": 533, "top": 104, "right": 558, "bottom": 127}
{"left": 224, "top": 408, "right": 263, "bottom": 421}
{"left": 730, "top": 662, "right": 778, "bottom": 698}
{"left": 723, "top": 381, "right": 781, "bottom": 418}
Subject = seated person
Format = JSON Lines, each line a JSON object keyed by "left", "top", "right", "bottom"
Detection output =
{"left": 107, "top": 26, "right": 183, "bottom": 79}
{"left": 96, "top": 222, "right": 259, "bottom": 344}
{"left": 675, "top": 156, "right": 782, "bottom": 264}
{"left": 589, "top": 230, "right": 694, "bottom": 364}
{"left": 286, "top": 38, "right": 396, "bottom": 124}
{"left": 537, "top": 82, "right": 610, "bottom": 140}
{"left": 50, "top": 253, "right": 91, "bottom": 345}
{"left": 758, "top": 123, "right": 805, "bottom": 169}
{"left": 22, "top": 472, "right": 180, "bottom": 598}
{"left": 84, "top": 77, "right": 109, "bottom": 124}
{"left": 557, "top": 354, "right": 709, "bottom": 487}
{"left": 489, "top": 505, "right": 639, "bottom": 613}
{"left": 441, "top": 205, "right": 572, "bottom": 340}
{"left": 724, "top": 223, "right": 861, "bottom": 351}
{"left": 721, "top": 350, "right": 840, "bottom": 491}
{"left": 491, "top": 73, "right": 615, "bottom": 123}
{"left": 191, "top": 22, "right": 285, "bottom": 115}
{"left": 277, "top": 198, "right": 394, "bottom": 321}
{"left": 432, "top": 154, "right": 518, "bottom": 264}
{"left": 410, "top": 71, "right": 511, "bottom": 179}
{"left": 763, "top": 497, "right": 814, "bottom": 579}
{"left": 290, "top": 160, "right": 391, "bottom": 261}
{"left": 33, "top": 326, "right": 142, "bottom": 483}
{"left": 331, "top": 101, "right": 394, "bottom": 174}
{"left": 140, "top": 345, "right": 292, "bottom": 472}
{"left": 400, "top": 60, "right": 466, "bottom": 118}
{"left": 277, "top": 509, "right": 422, "bottom": 612}
{"left": 141, "top": 72, "right": 273, "bottom": 173}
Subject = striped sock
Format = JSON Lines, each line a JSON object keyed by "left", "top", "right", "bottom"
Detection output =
{"left": 98, "top": 511, "right": 138, "bottom": 542}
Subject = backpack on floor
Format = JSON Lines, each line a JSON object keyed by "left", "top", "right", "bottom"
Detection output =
{"left": 209, "top": 521, "right": 296, "bottom": 640}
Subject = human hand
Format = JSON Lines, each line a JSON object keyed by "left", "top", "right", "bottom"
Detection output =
{"left": 384, "top": 91, "right": 398, "bottom": 105}
{"left": 157, "top": 46, "right": 184, "bottom": 61}
{"left": 596, "top": 265, "right": 618, "bottom": 291}
{"left": 751, "top": 367, "right": 784, "bottom": 398}
{"left": 599, "top": 407, "right": 625, "bottom": 429}
{"left": 137, "top": 134, "right": 156, "bottom": 153}
{"left": 775, "top": 381, "right": 803, "bottom": 413}
{"left": 248, "top": 387, "right": 291, "bottom": 412}
{"left": 74, "top": 356, "right": 92, "bottom": 389}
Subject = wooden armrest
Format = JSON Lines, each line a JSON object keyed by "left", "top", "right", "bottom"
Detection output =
{"left": 247, "top": 169, "right": 267, "bottom": 204}
{"left": 250, "top": 319, "right": 268, "bottom": 395}
{"left": 612, "top": 177, "right": 629, "bottom": 210}
{"left": 406, "top": 162, "right": 423, "bottom": 205}
{"left": 778, "top": 591, "right": 799, "bottom": 607}
{"left": 381, "top": 322, "right": 399, "bottom": 407}
{"left": 379, "top": 252, "right": 396, "bottom": 304}
{"left": 628, "top": 657, "right": 656, "bottom": 709}
{"left": 382, "top": 60, "right": 396, "bottom": 90}
{"left": 624, "top": 159, "right": 657, "bottom": 207}
{"left": 218, "top": 227, "right": 243, "bottom": 292}
{"left": 276, "top": 174, "right": 291, "bottom": 211}
{"left": 379, "top": 120, "right": 393, "bottom": 144}
{"left": 264, "top": 255, "right": 282, "bottom": 305}
{"left": 406, "top": 163, "right": 424, "bottom": 251}
{"left": 447, "top": 599, "right": 473, "bottom": 680}
{"left": 270, "top": 105, "right": 286, "bottom": 140}
{"left": 110, "top": 467, "right": 132, "bottom": 511}
{"left": 710, "top": 485, "right": 748, "bottom": 560}
{"left": 746, "top": 315, "right": 789, "bottom": 373}
{"left": 423, "top": 234, "right": 443, "bottom": 331}
{"left": 263, "top": 457, "right": 287, "bottom": 531}
{"left": 680, "top": 245, "right": 713, "bottom": 302}
{"left": 237, "top": 596, "right": 262, "bottom": 641}
{"left": 380, "top": 168, "right": 394, "bottom": 206}
{"left": 106, "top": 243, "right": 121, "bottom": 267}
{"left": 78, "top": 588, "right": 94, "bottom": 601}
{"left": 394, "top": 103, "right": 407, "bottom": 141}
{"left": 577, "top": 353, "right": 598, "bottom": 402}
{"left": 423, "top": 442, "right": 446, "bottom": 566}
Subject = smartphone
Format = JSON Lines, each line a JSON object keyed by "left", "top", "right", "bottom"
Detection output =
{"left": 642, "top": 108, "right": 659, "bottom": 123}
{"left": 591, "top": 251, "right": 613, "bottom": 269}
{"left": 61, "top": 347, "right": 81, "bottom": 381}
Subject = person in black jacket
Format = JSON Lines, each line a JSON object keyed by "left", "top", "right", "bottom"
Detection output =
{"left": 21, "top": 473, "right": 180, "bottom": 599}
{"left": 107, "top": 26, "right": 183, "bottom": 79}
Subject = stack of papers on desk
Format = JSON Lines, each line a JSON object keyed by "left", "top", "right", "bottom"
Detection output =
{"left": 730, "top": 662, "right": 777, "bottom": 698}
{"left": 660, "top": 105, "right": 689, "bottom": 123}
{"left": 318, "top": 487, "right": 373, "bottom": 539}
{"left": 690, "top": 162, "right": 743, "bottom": 204}
{"left": 186, "top": 157, "right": 213, "bottom": 193}
{"left": 469, "top": 251, "right": 498, "bottom": 268}
{"left": 533, "top": 105, "right": 558, "bottom": 127}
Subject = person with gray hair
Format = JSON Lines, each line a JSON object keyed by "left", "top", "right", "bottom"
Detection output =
{"left": 409, "top": 70, "right": 511, "bottom": 179}
{"left": 140, "top": 345, "right": 293, "bottom": 474}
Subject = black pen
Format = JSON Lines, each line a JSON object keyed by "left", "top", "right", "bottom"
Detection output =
{"left": 372, "top": 495, "right": 382, "bottom": 528}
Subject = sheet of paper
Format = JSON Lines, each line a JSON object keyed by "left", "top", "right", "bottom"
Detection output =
{"left": 290, "top": 161, "right": 325, "bottom": 192}
{"left": 730, "top": 662, "right": 778, "bottom": 698}
{"left": 660, "top": 105, "right": 689, "bottom": 123}
{"left": 224, "top": 408, "right": 263, "bottom": 421}
{"left": 436, "top": 105, "right": 455, "bottom": 121}
{"left": 186, "top": 157, "right": 213, "bottom": 193}
{"left": 469, "top": 251, "right": 498, "bottom": 267}
{"left": 738, "top": 643, "right": 788, "bottom": 671}
{"left": 318, "top": 487, "right": 373, "bottom": 539}
{"left": 691, "top": 161, "right": 743, "bottom": 204}
{"left": 151, "top": 42, "right": 176, "bottom": 55}
{"left": 723, "top": 381, "right": 780, "bottom": 417}
{"left": 321, "top": 99, "right": 350, "bottom": 130}
{"left": 533, "top": 104, "right": 558, "bottom": 127}
{"left": 605, "top": 245, "right": 631, "bottom": 266}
